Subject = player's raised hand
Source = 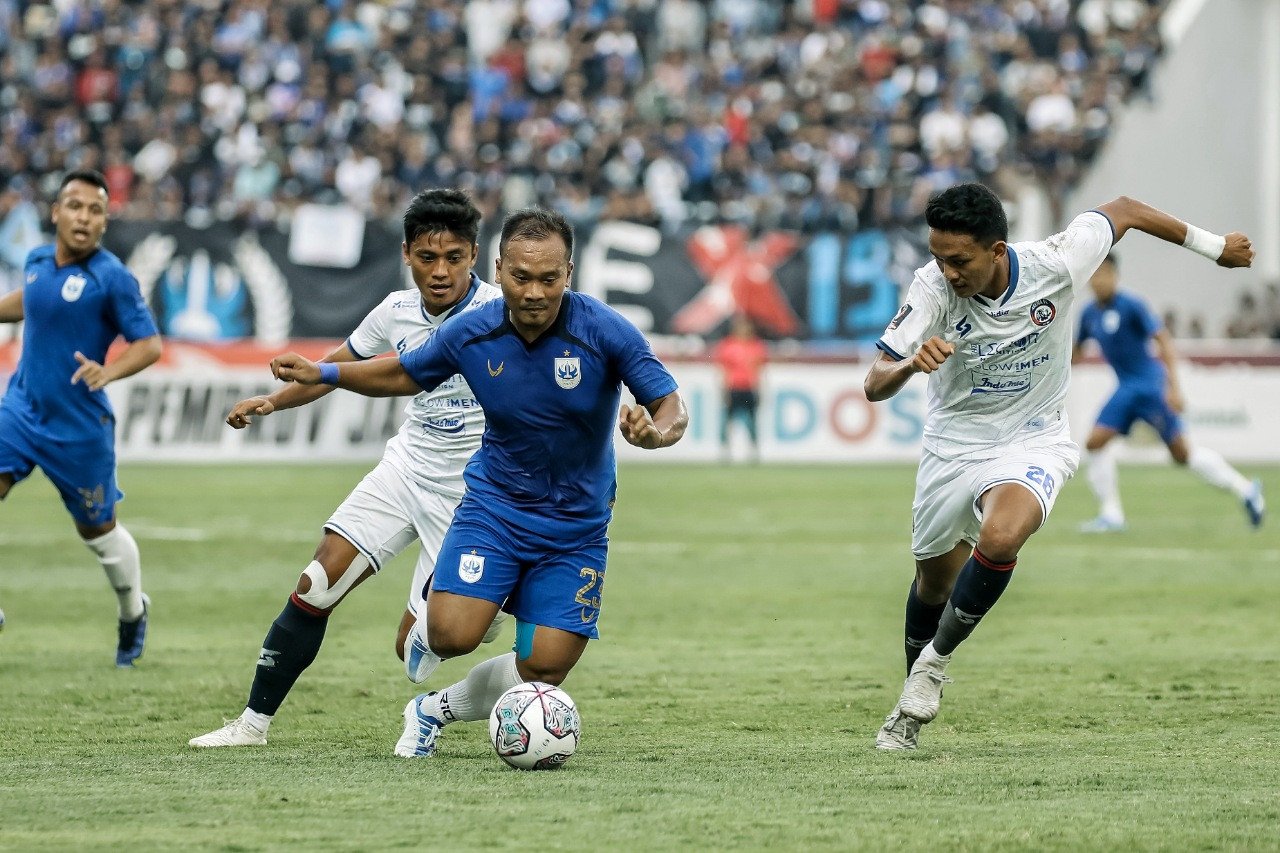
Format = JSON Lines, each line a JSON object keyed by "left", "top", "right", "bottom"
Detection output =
{"left": 619, "top": 403, "right": 663, "bottom": 449}
{"left": 271, "top": 352, "right": 322, "bottom": 385}
{"left": 912, "top": 337, "right": 955, "bottom": 374}
{"left": 70, "top": 351, "right": 110, "bottom": 390}
{"left": 1218, "top": 233, "right": 1254, "bottom": 268}
{"left": 226, "top": 395, "right": 275, "bottom": 428}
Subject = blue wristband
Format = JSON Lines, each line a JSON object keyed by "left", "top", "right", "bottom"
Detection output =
{"left": 318, "top": 362, "right": 339, "bottom": 385}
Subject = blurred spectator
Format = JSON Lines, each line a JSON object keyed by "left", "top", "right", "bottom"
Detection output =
{"left": 1224, "top": 292, "right": 1267, "bottom": 339}
{"left": 0, "top": 0, "right": 1169, "bottom": 233}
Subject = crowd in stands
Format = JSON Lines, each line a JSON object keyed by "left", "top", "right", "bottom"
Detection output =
{"left": 0, "top": 0, "right": 1167, "bottom": 236}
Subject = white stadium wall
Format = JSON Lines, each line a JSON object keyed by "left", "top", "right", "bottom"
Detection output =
{"left": 1063, "top": 0, "right": 1280, "bottom": 333}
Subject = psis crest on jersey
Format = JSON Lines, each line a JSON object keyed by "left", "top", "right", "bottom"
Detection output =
{"left": 1029, "top": 299, "right": 1056, "bottom": 327}
{"left": 61, "top": 274, "right": 87, "bottom": 302}
{"left": 459, "top": 552, "right": 485, "bottom": 584}
{"left": 555, "top": 356, "right": 581, "bottom": 389}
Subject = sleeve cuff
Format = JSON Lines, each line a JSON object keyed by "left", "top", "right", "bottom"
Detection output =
{"left": 876, "top": 340, "right": 907, "bottom": 361}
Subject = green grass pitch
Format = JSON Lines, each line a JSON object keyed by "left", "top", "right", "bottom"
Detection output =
{"left": 1, "top": 462, "right": 1277, "bottom": 851}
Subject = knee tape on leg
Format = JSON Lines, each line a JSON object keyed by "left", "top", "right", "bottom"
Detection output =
{"left": 514, "top": 618, "right": 535, "bottom": 661}
{"left": 297, "top": 554, "right": 370, "bottom": 611}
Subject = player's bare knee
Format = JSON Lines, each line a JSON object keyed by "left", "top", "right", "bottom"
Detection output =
{"left": 516, "top": 658, "right": 569, "bottom": 686}
{"left": 976, "top": 528, "right": 1024, "bottom": 563}
{"left": 425, "top": 627, "right": 481, "bottom": 659}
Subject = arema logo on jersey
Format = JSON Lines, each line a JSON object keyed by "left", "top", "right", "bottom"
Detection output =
{"left": 1029, "top": 299, "right": 1056, "bottom": 327}
{"left": 555, "top": 356, "right": 581, "bottom": 389}
{"left": 459, "top": 551, "right": 484, "bottom": 584}
{"left": 61, "top": 274, "right": 87, "bottom": 302}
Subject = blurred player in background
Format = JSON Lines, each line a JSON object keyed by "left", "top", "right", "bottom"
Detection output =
{"left": 864, "top": 183, "right": 1254, "bottom": 750}
{"left": 0, "top": 169, "right": 162, "bottom": 666}
{"left": 713, "top": 313, "right": 768, "bottom": 464}
{"left": 190, "top": 189, "right": 506, "bottom": 748}
{"left": 1073, "top": 255, "right": 1264, "bottom": 532}
{"left": 270, "top": 207, "right": 688, "bottom": 758}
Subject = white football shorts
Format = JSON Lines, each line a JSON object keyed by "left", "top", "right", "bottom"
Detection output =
{"left": 910, "top": 442, "right": 1079, "bottom": 560}
{"left": 323, "top": 459, "right": 461, "bottom": 618}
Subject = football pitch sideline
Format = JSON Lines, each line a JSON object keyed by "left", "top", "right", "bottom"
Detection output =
{"left": 1, "top": 463, "right": 1277, "bottom": 851}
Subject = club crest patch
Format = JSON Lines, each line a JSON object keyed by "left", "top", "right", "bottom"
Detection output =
{"left": 61, "top": 274, "right": 87, "bottom": 302}
{"left": 1029, "top": 299, "right": 1056, "bottom": 327}
{"left": 555, "top": 356, "right": 581, "bottom": 389}
{"left": 888, "top": 304, "right": 913, "bottom": 330}
{"left": 459, "top": 551, "right": 484, "bottom": 584}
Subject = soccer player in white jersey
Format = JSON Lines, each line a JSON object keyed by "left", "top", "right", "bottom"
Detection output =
{"left": 190, "top": 189, "right": 505, "bottom": 748}
{"left": 864, "top": 183, "right": 1254, "bottom": 751}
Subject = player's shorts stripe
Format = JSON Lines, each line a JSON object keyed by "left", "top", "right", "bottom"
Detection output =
{"left": 876, "top": 340, "right": 907, "bottom": 361}
{"left": 323, "top": 522, "right": 383, "bottom": 572}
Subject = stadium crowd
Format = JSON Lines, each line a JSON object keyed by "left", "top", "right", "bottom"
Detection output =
{"left": 0, "top": 0, "right": 1167, "bottom": 237}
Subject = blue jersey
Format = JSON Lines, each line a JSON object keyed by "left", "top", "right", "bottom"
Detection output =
{"left": 400, "top": 290, "right": 678, "bottom": 533}
{"left": 2, "top": 245, "right": 158, "bottom": 438}
{"left": 1076, "top": 291, "right": 1165, "bottom": 389}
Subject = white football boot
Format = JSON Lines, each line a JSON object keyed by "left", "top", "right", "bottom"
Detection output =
{"left": 898, "top": 647, "right": 953, "bottom": 723}
{"left": 876, "top": 704, "right": 922, "bottom": 751}
{"left": 394, "top": 694, "right": 442, "bottom": 758}
{"left": 188, "top": 715, "right": 268, "bottom": 748}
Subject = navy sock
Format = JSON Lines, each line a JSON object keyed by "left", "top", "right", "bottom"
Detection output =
{"left": 931, "top": 549, "right": 1016, "bottom": 657}
{"left": 247, "top": 596, "right": 329, "bottom": 716}
{"left": 904, "top": 580, "right": 946, "bottom": 674}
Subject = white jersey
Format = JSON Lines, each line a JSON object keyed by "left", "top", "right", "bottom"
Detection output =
{"left": 346, "top": 275, "right": 502, "bottom": 497}
{"left": 878, "top": 211, "right": 1114, "bottom": 460}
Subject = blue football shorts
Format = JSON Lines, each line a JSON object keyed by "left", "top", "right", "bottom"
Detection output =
{"left": 431, "top": 494, "right": 608, "bottom": 639}
{"left": 1095, "top": 383, "right": 1183, "bottom": 444}
{"left": 0, "top": 404, "right": 122, "bottom": 526}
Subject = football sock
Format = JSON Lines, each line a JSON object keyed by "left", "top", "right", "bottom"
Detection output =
{"left": 84, "top": 524, "right": 145, "bottom": 621}
{"left": 904, "top": 580, "right": 946, "bottom": 673}
{"left": 426, "top": 653, "right": 521, "bottom": 725}
{"left": 1187, "top": 445, "right": 1252, "bottom": 498}
{"left": 931, "top": 549, "right": 1016, "bottom": 656}
{"left": 247, "top": 596, "right": 329, "bottom": 716}
{"left": 242, "top": 709, "right": 272, "bottom": 733}
{"left": 1083, "top": 446, "right": 1124, "bottom": 522}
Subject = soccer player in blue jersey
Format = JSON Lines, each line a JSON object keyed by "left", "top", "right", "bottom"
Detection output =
{"left": 1073, "top": 254, "right": 1264, "bottom": 532}
{"left": 270, "top": 207, "right": 688, "bottom": 757}
{"left": 0, "top": 170, "right": 162, "bottom": 666}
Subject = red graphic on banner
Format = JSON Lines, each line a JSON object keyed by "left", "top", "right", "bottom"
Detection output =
{"left": 673, "top": 226, "right": 800, "bottom": 336}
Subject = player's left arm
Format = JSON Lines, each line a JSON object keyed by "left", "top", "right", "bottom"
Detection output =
{"left": 1092, "top": 197, "right": 1254, "bottom": 268}
{"left": 0, "top": 288, "right": 22, "bottom": 323}
{"left": 619, "top": 390, "right": 688, "bottom": 450}
{"left": 71, "top": 334, "right": 162, "bottom": 391}
{"left": 1152, "top": 328, "right": 1185, "bottom": 413}
{"left": 271, "top": 352, "right": 424, "bottom": 396}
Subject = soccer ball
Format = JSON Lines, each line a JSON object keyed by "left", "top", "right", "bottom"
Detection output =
{"left": 488, "top": 682, "right": 580, "bottom": 770}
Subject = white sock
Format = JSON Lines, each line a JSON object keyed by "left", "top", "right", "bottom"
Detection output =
{"left": 242, "top": 709, "right": 272, "bottom": 732}
{"left": 84, "top": 524, "right": 145, "bottom": 621}
{"left": 425, "top": 653, "right": 522, "bottom": 725}
{"left": 918, "top": 641, "right": 951, "bottom": 667}
{"left": 1187, "top": 445, "right": 1251, "bottom": 498}
{"left": 1084, "top": 446, "right": 1125, "bottom": 522}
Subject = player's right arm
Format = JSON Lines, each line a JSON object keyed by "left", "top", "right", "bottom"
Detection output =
{"left": 1153, "top": 328, "right": 1185, "bottom": 413}
{"left": 226, "top": 342, "right": 359, "bottom": 428}
{"left": 0, "top": 288, "right": 22, "bottom": 323}
{"left": 271, "top": 351, "right": 424, "bottom": 396}
{"left": 864, "top": 338, "right": 955, "bottom": 402}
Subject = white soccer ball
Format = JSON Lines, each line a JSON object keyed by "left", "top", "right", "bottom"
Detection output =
{"left": 488, "top": 681, "right": 580, "bottom": 770}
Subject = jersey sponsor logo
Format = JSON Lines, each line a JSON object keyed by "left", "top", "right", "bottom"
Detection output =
{"left": 888, "top": 304, "right": 913, "bottom": 330}
{"left": 487, "top": 359, "right": 504, "bottom": 377}
{"left": 61, "top": 274, "right": 87, "bottom": 302}
{"left": 459, "top": 551, "right": 484, "bottom": 584}
{"left": 954, "top": 315, "right": 973, "bottom": 338}
{"left": 555, "top": 356, "right": 581, "bottom": 389}
{"left": 422, "top": 416, "right": 465, "bottom": 434}
{"left": 395, "top": 336, "right": 408, "bottom": 354}
{"left": 1029, "top": 299, "right": 1056, "bottom": 327}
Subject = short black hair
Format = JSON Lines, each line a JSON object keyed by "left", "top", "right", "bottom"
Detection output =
{"left": 925, "top": 183, "right": 1008, "bottom": 245}
{"left": 403, "top": 188, "right": 481, "bottom": 246}
{"left": 499, "top": 207, "right": 574, "bottom": 261}
{"left": 59, "top": 169, "right": 109, "bottom": 197}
